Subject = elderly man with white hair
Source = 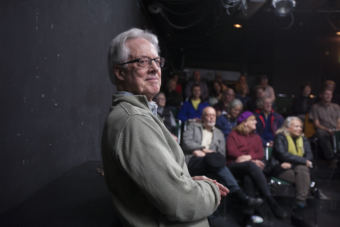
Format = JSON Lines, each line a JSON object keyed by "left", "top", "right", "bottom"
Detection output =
{"left": 101, "top": 28, "right": 228, "bottom": 227}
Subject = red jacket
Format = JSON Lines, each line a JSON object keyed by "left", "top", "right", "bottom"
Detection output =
{"left": 226, "top": 130, "right": 264, "bottom": 164}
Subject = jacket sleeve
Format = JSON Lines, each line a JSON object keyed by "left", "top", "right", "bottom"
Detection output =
{"left": 273, "top": 134, "right": 307, "bottom": 165}
{"left": 303, "top": 137, "right": 313, "bottom": 161}
{"left": 116, "top": 115, "right": 220, "bottom": 222}
{"left": 181, "top": 123, "right": 204, "bottom": 153}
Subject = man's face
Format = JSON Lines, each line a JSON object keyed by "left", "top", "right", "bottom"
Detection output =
{"left": 288, "top": 119, "right": 303, "bottom": 137}
{"left": 321, "top": 89, "right": 333, "bottom": 104}
{"left": 202, "top": 107, "right": 216, "bottom": 128}
{"left": 263, "top": 99, "right": 272, "bottom": 113}
{"left": 118, "top": 38, "right": 161, "bottom": 100}
{"left": 223, "top": 89, "right": 235, "bottom": 103}
{"left": 303, "top": 86, "right": 311, "bottom": 97}
{"left": 193, "top": 71, "right": 200, "bottom": 82}
{"left": 192, "top": 86, "right": 201, "bottom": 99}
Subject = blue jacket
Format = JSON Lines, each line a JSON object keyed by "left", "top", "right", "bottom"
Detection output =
{"left": 255, "top": 110, "right": 284, "bottom": 146}
{"left": 215, "top": 114, "right": 237, "bottom": 139}
{"left": 177, "top": 100, "right": 209, "bottom": 122}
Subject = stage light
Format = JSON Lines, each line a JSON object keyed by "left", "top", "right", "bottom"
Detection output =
{"left": 336, "top": 31, "right": 340, "bottom": 36}
{"left": 272, "top": 0, "right": 296, "bottom": 17}
{"left": 233, "top": 24, "right": 242, "bottom": 29}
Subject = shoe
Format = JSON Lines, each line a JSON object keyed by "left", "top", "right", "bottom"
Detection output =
{"left": 233, "top": 190, "right": 263, "bottom": 207}
{"left": 250, "top": 215, "right": 264, "bottom": 224}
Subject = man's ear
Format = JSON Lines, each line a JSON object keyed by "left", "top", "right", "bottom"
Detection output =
{"left": 114, "top": 66, "right": 125, "bottom": 81}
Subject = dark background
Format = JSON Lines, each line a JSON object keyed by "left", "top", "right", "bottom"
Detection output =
{"left": 1, "top": 0, "right": 340, "bottom": 214}
{"left": 0, "top": 0, "right": 146, "bottom": 213}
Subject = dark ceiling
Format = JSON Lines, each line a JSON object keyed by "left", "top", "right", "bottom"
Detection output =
{"left": 139, "top": 0, "right": 340, "bottom": 72}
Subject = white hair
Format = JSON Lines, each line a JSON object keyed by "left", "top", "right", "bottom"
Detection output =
{"left": 228, "top": 98, "right": 243, "bottom": 112}
{"left": 276, "top": 116, "right": 302, "bottom": 135}
{"left": 108, "top": 28, "right": 160, "bottom": 84}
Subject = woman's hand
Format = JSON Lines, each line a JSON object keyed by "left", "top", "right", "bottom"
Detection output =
{"left": 252, "top": 160, "right": 265, "bottom": 169}
{"left": 306, "top": 160, "right": 313, "bottom": 168}
{"left": 235, "top": 155, "right": 252, "bottom": 163}
{"left": 281, "top": 162, "right": 291, "bottom": 169}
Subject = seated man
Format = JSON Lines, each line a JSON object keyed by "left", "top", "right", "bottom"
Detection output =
{"left": 181, "top": 106, "right": 263, "bottom": 207}
{"left": 255, "top": 97, "right": 284, "bottom": 147}
{"left": 310, "top": 88, "right": 340, "bottom": 161}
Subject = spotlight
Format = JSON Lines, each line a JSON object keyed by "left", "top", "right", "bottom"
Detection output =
{"left": 272, "top": 0, "right": 296, "bottom": 17}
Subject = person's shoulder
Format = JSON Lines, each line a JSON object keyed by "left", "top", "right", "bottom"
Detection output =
{"left": 214, "top": 127, "right": 225, "bottom": 137}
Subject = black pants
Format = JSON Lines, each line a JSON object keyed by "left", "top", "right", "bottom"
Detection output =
{"left": 228, "top": 161, "right": 271, "bottom": 198}
{"left": 317, "top": 131, "right": 334, "bottom": 160}
{"left": 188, "top": 155, "right": 240, "bottom": 192}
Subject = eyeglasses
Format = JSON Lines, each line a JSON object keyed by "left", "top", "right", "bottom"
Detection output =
{"left": 119, "top": 56, "right": 165, "bottom": 68}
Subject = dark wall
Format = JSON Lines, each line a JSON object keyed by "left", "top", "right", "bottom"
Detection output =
{"left": 0, "top": 0, "right": 146, "bottom": 213}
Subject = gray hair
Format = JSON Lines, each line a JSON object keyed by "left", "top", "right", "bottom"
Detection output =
{"left": 108, "top": 28, "right": 160, "bottom": 84}
{"left": 276, "top": 116, "right": 302, "bottom": 135}
{"left": 228, "top": 98, "right": 243, "bottom": 112}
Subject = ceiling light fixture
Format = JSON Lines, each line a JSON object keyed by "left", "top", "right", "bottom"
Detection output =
{"left": 272, "top": 0, "right": 296, "bottom": 17}
{"left": 233, "top": 24, "right": 242, "bottom": 29}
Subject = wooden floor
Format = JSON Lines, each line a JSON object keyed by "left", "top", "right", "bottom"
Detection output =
{"left": 1, "top": 160, "right": 340, "bottom": 227}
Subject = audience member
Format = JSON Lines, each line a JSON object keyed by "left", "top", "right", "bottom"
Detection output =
{"left": 270, "top": 117, "right": 313, "bottom": 208}
{"left": 323, "top": 80, "right": 339, "bottom": 104}
{"left": 177, "top": 84, "right": 209, "bottom": 123}
{"left": 292, "top": 83, "right": 316, "bottom": 120}
{"left": 182, "top": 107, "right": 263, "bottom": 207}
{"left": 184, "top": 71, "right": 209, "bottom": 100}
{"left": 257, "top": 75, "right": 275, "bottom": 103}
{"left": 102, "top": 28, "right": 228, "bottom": 226}
{"left": 172, "top": 73, "right": 183, "bottom": 95}
{"left": 248, "top": 86, "right": 265, "bottom": 112}
{"left": 236, "top": 83, "right": 250, "bottom": 110}
{"left": 255, "top": 97, "right": 284, "bottom": 147}
{"left": 155, "top": 92, "right": 177, "bottom": 135}
{"left": 226, "top": 111, "right": 288, "bottom": 219}
{"left": 209, "top": 80, "right": 223, "bottom": 106}
{"left": 235, "top": 74, "right": 247, "bottom": 95}
{"left": 216, "top": 99, "right": 243, "bottom": 139}
{"left": 309, "top": 88, "right": 340, "bottom": 161}
{"left": 164, "top": 78, "right": 182, "bottom": 109}
{"left": 213, "top": 88, "right": 235, "bottom": 117}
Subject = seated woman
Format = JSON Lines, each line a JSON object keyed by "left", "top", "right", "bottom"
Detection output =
{"left": 270, "top": 116, "right": 313, "bottom": 208}
{"left": 181, "top": 107, "right": 263, "bottom": 208}
{"left": 215, "top": 98, "right": 243, "bottom": 139}
{"left": 226, "top": 111, "right": 288, "bottom": 219}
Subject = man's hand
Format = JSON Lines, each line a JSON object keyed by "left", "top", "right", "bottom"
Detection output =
{"left": 252, "top": 160, "right": 265, "bottom": 169}
{"left": 202, "top": 148, "right": 214, "bottom": 153}
{"left": 193, "top": 150, "right": 206, "bottom": 157}
{"left": 192, "top": 176, "right": 229, "bottom": 200}
{"left": 281, "top": 162, "right": 291, "bottom": 169}
{"left": 235, "top": 155, "right": 252, "bottom": 163}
